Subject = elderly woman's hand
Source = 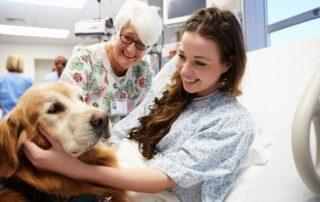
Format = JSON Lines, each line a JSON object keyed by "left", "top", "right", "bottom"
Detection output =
{"left": 23, "top": 128, "right": 82, "bottom": 177}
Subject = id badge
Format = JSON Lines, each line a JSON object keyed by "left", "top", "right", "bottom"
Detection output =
{"left": 110, "top": 98, "right": 128, "bottom": 116}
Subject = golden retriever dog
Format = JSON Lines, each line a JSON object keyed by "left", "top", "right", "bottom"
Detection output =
{"left": 0, "top": 82, "right": 126, "bottom": 202}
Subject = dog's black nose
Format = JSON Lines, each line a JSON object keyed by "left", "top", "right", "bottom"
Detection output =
{"left": 90, "top": 113, "right": 108, "bottom": 136}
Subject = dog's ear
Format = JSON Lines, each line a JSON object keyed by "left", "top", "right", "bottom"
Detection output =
{"left": 0, "top": 109, "right": 26, "bottom": 177}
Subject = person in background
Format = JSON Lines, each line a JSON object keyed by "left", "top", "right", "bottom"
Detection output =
{"left": 24, "top": 7, "right": 254, "bottom": 202}
{"left": 59, "top": 0, "right": 163, "bottom": 128}
{"left": 0, "top": 53, "right": 34, "bottom": 117}
{"left": 42, "top": 56, "right": 67, "bottom": 83}
{"left": 0, "top": 101, "right": 3, "bottom": 119}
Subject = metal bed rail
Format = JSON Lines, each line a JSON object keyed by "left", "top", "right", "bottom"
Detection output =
{"left": 292, "top": 62, "right": 320, "bottom": 195}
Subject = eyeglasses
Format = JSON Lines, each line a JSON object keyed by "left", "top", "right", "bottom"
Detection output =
{"left": 119, "top": 33, "right": 149, "bottom": 50}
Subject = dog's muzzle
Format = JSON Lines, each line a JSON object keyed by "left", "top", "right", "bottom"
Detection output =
{"left": 90, "top": 113, "right": 109, "bottom": 139}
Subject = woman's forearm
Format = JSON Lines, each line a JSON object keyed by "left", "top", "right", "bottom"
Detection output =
{"left": 71, "top": 163, "right": 176, "bottom": 192}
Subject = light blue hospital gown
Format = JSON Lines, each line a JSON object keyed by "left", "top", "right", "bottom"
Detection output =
{"left": 110, "top": 82, "right": 255, "bottom": 202}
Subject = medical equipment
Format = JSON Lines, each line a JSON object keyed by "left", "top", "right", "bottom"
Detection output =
{"left": 74, "top": 0, "right": 113, "bottom": 41}
{"left": 74, "top": 18, "right": 113, "bottom": 37}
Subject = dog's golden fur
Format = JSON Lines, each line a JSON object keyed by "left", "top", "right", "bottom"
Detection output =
{"left": 0, "top": 82, "right": 126, "bottom": 202}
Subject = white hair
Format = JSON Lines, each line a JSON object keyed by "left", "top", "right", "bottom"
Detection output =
{"left": 114, "top": 0, "right": 163, "bottom": 46}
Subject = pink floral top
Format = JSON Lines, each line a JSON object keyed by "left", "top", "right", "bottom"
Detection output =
{"left": 60, "top": 42, "right": 152, "bottom": 128}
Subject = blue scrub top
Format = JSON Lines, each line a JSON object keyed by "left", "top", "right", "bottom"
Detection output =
{"left": 0, "top": 72, "right": 34, "bottom": 116}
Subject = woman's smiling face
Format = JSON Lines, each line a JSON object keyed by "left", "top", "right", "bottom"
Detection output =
{"left": 112, "top": 23, "right": 147, "bottom": 69}
{"left": 176, "top": 31, "right": 230, "bottom": 97}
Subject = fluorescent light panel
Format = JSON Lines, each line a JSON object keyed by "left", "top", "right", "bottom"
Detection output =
{"left": 0, "top": 24, "right": 69, "bottom": 38}
{"left": 3, "top": 0, "right": 87, "bottom": 9}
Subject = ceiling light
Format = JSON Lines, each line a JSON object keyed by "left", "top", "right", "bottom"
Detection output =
{"left": 2, "top": 0, "right": 87, "bottom": 9}
{"left": 0, "top": 24, "right": 69, "bottom": 38}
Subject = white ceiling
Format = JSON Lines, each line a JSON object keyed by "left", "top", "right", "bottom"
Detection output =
{"left": 0, "top": 0, "right": 127, "bottom": 45}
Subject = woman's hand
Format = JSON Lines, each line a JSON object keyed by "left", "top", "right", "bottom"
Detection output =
{"left": 23, "top": 128, "right": 82, "bottom": 177}
{"left": 24, "top": 128, "right": 176, "bottom": 192}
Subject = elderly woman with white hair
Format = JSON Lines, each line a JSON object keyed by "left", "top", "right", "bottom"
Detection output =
{"left": 60, "top": 0, "right": 162, "bottom": 127}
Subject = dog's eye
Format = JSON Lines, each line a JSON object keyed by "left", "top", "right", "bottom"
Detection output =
{"left": 47, "top": 102, "right": 64, "bottom": 114}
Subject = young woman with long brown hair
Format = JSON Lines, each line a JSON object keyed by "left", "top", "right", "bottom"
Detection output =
{"left": 24, "top": 7, "right": 254, "bottom": 201}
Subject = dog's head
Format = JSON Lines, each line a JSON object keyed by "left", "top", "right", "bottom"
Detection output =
{"left": 0, "top": 82, "right": 109, "bottom": 177}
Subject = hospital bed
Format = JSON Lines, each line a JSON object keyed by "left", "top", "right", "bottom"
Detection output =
{"left": 226, "top": 37, "right": 320, "bottom": 201}
{"left": 151, "top": 37, "right": 320, "bottom": 201}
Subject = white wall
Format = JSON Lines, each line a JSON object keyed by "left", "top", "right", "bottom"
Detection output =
{"left": 0, "top": 42, "right": 73, "bottom": 78}
{"left": 207, "top": 0, "right": 241, "bottom": 12}
{"left": 35, "top": 59, "right": 54, "bottom": 83}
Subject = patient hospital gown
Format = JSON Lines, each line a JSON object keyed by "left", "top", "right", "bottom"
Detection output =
{"left": 110, "top": 84, "right": 254, "bottom": 202}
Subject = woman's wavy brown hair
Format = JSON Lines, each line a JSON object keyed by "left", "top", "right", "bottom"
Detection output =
{"left": 128, "top": 7, "right": 247, "bottom": 159}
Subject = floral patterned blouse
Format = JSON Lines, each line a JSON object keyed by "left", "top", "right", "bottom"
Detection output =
{"left": 60, "top": 42, "right": 152, "bottom": 128}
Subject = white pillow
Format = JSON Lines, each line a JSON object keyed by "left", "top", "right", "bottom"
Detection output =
{"left": 225, "top": 127, "right": 271, "bottom": 201}
{"left": 152, "top": 56, "right": 177, "bottom": 84}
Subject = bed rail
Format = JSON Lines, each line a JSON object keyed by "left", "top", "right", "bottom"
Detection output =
{"left": 292, "top": 62, "right": 320, "bottom": 195}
